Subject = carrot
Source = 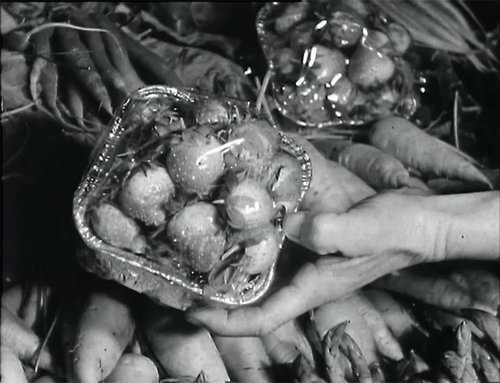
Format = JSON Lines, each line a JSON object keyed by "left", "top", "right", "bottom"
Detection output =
{"left": 103, "top": 353, "right": 159, "bottom": 383}
{"left": 373, "top": 270, "right": 484, "bottom": 314}
{"left": 73, "top": 290, "right": 135, "bottom": 383}
{"left": 64, "top": 81, "right": 86, "bottom": 129}
{"left": 462, "top": 309, "right": 500, "bottom": 354}
{"left": 213, "top": 336, "right": 274, "bottom": 383}
{"left": 364, "top": 288, "right": 427, "bottom": 345}
{"left": 93, "top": 15, "right": 144, "bottom": 91}
{"left": 336, "top": 143, "right": 411, "bottom": 190}
{"left": 459, "top": 268, "right": 499, "bottom": 316}
{"left": 0, "top": 346, "right": 27, "bottom": 383}
{"left": 1, "top": 6, "right": 17, "bottom": 35}
{"left": 59, "top": 306, "right": 78, "bottom": 382}
{"left": 313, "top": 294, "right": 379, "bottom": 365}
{"left": 96, "top": 15, "right": 183, "bottom": 88}
{"left": 32, "top": 375, "right": 57, "bottom": 383}
{"left": 140, "top": 304, "right": 229, "bottom": 382}
{"left": 29, "top": 28, "right": 52, "bottom": 103}
{"left": 29, "top": 28, "right": 68, "bottom": 125}
{"left": 293, "top": 136, "right": 376, "bottom": 213}
{"left": 55, "top": 27, "right": 113, "bottom": 115}
{"left": 260, "top": 319, "right": 315, "bottom": 366}
{"left": 70, "top": 12, "right": 129, "bottom": 98}
{"left": 354, "top": 292, "right": 405, "bottom": 361}
{"left": 2, "top": 283, "right": 53, "bottom": 330}
{"left": 323, "top": 322, "right": 348, "bottom": 383}
{"left": 1, "top": 307, "right": 53, "bottom": 371}
{"left": 369, "top": 116, "right": 492, "bottom": 187}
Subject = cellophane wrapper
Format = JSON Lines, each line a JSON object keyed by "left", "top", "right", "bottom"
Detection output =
{"left": 73, "top": 86, "right": 312, "bottom": 310}
{"left": 257, "top": 1, "right": 420, "bottom": 131}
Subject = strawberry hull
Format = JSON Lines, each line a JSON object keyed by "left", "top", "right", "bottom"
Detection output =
{"left": 73, "top": 86, "right": 312, "bottom": 310}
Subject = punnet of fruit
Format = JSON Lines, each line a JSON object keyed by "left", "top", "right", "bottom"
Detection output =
{"left": 256, "top": 0, "right": 419, "bottom": 129}
{"left": 73, "top": 85, "right": 312, "bottom": 310}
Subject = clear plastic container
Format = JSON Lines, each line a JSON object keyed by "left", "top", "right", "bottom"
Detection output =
{"left": 73, "top": 86, "right": 312, "bottom": 310}
{"left": 256, "top": 1, "right": 419, "bottom": 130}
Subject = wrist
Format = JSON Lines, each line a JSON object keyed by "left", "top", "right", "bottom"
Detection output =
{"left": 421, "top": 192, "right": 500, "bottom": 262}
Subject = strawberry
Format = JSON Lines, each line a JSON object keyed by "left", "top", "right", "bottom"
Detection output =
{"left": 91, "top": 203, "right": 147, "bottom": 254}
{"left": 225, "top": 179, "right": 275, "bottom": 229}
{"left": 166, "top": 202, "right": 226, "bottom": 273}
{"left": 166, "top": 131, "right": 225, "bottom": 196}
{"left": 266, "top": 153, "right": 303, "bottom": 213}
{"left": 119, "top": 164, "right": 174, "bottom": 227}
{"left": 240, "top": 225, "right": 282, "bottom": 275}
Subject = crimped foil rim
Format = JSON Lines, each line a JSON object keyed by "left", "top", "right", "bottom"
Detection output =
{"left": 73, "top": 85, "right": 312, "bottom": 307}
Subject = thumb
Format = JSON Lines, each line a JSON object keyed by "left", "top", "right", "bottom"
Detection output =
{"left": 283, "top": 212, "right": 358, "bottom": 256}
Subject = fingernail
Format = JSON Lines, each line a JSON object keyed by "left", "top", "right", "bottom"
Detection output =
{"left": 283, "top": 213, "right": 305, "bottom": 238}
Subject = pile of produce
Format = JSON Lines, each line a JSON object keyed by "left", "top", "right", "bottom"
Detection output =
{"left": 1, "top": 1, "right": 499, "bottom": 383}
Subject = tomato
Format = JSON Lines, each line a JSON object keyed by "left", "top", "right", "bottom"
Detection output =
{"left": 225, "top": 179, "right": 275, "bottom": 229}
{"left": 226, "top": 119, "right": 280, "bottom": 171}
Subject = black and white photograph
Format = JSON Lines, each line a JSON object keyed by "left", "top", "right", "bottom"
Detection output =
{"left": 1, "top": 1, "right": 499, "bottom": 382}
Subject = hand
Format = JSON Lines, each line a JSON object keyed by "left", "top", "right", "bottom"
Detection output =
{"left": 186, "top": 191, "right": 499, "bottom": 336}
{"left": 286, "top": 190, "right": 499, "bottom": 263}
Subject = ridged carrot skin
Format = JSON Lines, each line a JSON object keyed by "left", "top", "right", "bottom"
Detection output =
{"left": 73, "top": 290, "right": 135, "bottom": 383}
{"left": 337, "top": 143, "right": 411, "bottom": 190}
{"left": 94, "top": 16, "right": 144, "bottom": 91}
{"left": 0, "top": 346, "right": 27, "bottom": 383}
{"left": 140, "top": 305, "right": 229, "bottom": 383}
{"left": 370, "top": 116, "right": 492, "bottom": 187}
{"left": 71, "top": 12, "right": 129, "bottom": 97}
{"left": 0, "top": 307, "right": 53, "bottom": 371}
{"left": 56, "top": 27, "right": 113, "bottom": 115}
{"left": 103, "top": 354, "right": 159, "bottom": 383}
{"left": 213, "top": 336, "right": 274, "bottom": 383}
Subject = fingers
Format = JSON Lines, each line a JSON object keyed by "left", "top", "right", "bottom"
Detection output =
{"left": 187, "top": 253, "right": 415, "bottom": 336}
{"left": 284, "top": 212, "right": 352, "bottom": 255}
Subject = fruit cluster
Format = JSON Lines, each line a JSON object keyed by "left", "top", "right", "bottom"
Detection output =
{"left": 257, "top": 0, "right": 419, "bottom": 127}
{"left": 83, "top": 90, "right": 308, "bottom": 297}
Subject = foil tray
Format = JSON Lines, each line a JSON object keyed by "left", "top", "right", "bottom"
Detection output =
{"left": 73, "top": 85, "right": 312, "bottom": 310}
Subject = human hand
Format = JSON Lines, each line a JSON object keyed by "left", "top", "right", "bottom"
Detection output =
{"left": 186, "top": 191, "right": 498, "bottom": 336}
{"left": 285, "top": 190, "right": 500, "bottom": 263}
